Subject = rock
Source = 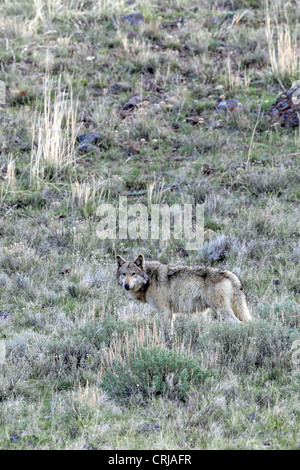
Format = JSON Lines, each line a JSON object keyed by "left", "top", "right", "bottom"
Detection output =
{"left": 123, "top": 95, "right": 141, "bottom": 110}
{"left": 263, "top": 440, "right": 272, "bottom": 447}
{"left": 185, "top": 116, "right": 204, "bottom": 125}
{"left": 153, "top": 183, "right": 178, "bottom": 194}
{"left": 116, "top": 13, "right": 144, "bottom": 25}
{"left": 216, "top": 98, "right": 241, "bottom": 113}
{"left": 21, "top": 432, "right": 38, "bottom": 441}
{"left": 127, "top": 144, "right": 140, "bottom": 155}
{"left": 20, "top": 141, "right": 31, "bottom": 152}
{"left": 10, "top": 435, "right": 21, "bottom": 443}
{"left": 110, "top": 82, "right": 132, "bottom": 93}
{"left": 77, "top": 131, "right": 103, "bottom": 151}
{"left": 60, "top": 267, "right": 71, "bottom": 275}
{"left": 78, "top": 143, "right": 99, "bottom": 153}
{"left": 177, "top": 247, "right": 189, "bottom": 258}
{"left": 202, "top": 163, "right": 213, "bottom": 175}
{"left": 0, "top": 311, "right": 10, "bottom": 322}
{"left": 127, "top": 31, "right": 141, "bottom": 40}
{"left": 273, "top": 279, "right": 281, "bottom": 291}
{"left": 268, "top": 82, "right": 300, "bottom": 127}
{"left": 77, "top": 132, "right": 104, "bottom": 145}
{"left": 138, "top": 423, "right": 161, "bottom": 433}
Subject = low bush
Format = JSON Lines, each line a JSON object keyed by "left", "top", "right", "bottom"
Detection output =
{"left": 101, "top": 346, "right": 213, "bottom": 403}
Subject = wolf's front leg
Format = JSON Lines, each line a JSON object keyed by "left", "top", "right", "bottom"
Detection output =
{"left": 170, "top": 312, "right": 177, "bottom": 342}
{"left": 158, "top": 309, "right": 172, "bottom": 346}
{"left": 220, "top": 310, "right": 242, "bottom": 323}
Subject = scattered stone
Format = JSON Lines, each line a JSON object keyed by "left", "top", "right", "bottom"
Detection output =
{"left": 21, "top": 432, "right": 38, "bottom": 441}
{"left": 77, "top": 132, "right": 103, "bottom": 152}
{"left": 127, "top": 144, "right": 141, "bottom": 155}
{"left": 60, "top": 267, "right": 71, "bottom": 275}
{"left": 78, "top": 143, "right": 99, "bottom": 153}
{"left": 110, "top": 82, "right": 132, "bottom": 93}
{"left": 123, "top": 95, "right": 141, "bottom": 110}
{"left": 263, "top": 440, "right": 272, "bottom": 447}
{"left": 154, "top": 183, "right": 178, "bottom": 193}
{"left": 177, "top": 247, "right": 189, "bottom": 258}
{"left": 153, "top": 41, "right": 166, "bottom": 50}
{"left": 202, "top": 163, "right": 213, "bottom": 175}
{"left": 163, "top": 18, "right": 185, "bottom": 29}
{"left": 77, "top": 132, "right": 104, "bottom": 145}
{"left": 0, "top": 311, "right": 10, "bottom": 322}
{"left": 185, "top": 116, "right": 204, "bottom": 125}
{"left": 138, "top": 423, "right": 161, "bottom": 433}
{"left": 273, "top": 279, "right": 281, "bottom": 292}
{"left": 268, "top": 81, "right": 300, "bottom": 127}
{"left": 127, "top": 31, "right": 141, "bottom": 40}
{"left": 172, "top": 122, "right": 181, "bottom": 131}
{"left": 116, "top": 13, "right": 144, "bottom": 25}
{"left": 216, "top": 98, "right": 241, "bottom": 113}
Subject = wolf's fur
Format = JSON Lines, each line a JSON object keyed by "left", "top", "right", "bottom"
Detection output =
{"left": 116, "top": 254, "right": 252, "bottom": 339}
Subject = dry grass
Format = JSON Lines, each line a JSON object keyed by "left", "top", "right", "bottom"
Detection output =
{"left": 265, "top": 0, "right": 300, "bottom": 86}
{"left": 30, "top": 76, "right": 78, "bottom": 186}
{"left": 0, "top": 0, "right": 299, "bottom": 451}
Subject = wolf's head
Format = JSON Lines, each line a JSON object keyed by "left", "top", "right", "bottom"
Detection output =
{"left": 116, "top": 254, "right": 148, "bottom": 292}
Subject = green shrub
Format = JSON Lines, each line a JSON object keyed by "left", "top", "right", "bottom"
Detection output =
{"left": 198, "top": 320, "right": 292, "bottom": 374}
{"left": 257, "top": 301, "right": 300, "bottom": 329}
{"left": 76, "top": 316, "right": 133, "bottom": 349}
{"left": 101, "top": 346, "right": 213, "bottom": 402}
{"left": 47, "top": 316, "right": 133, "bottom": 369}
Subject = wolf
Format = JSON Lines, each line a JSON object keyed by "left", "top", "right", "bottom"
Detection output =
{"left": 116, "top": 254, "right": 251, "bottom": 340}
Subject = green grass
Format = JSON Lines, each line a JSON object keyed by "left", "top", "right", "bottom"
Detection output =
{"left": 0, "top": 0, "right": 299, "bottom": 450}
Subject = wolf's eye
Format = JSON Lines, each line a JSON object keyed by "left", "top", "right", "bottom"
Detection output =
{"left": 122, "top": 273, "right": 126, "bottom": 276}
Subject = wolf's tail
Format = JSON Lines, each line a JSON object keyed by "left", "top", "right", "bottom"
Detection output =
{"left": 224, "top": 271, "right": 252, "bottom": 323}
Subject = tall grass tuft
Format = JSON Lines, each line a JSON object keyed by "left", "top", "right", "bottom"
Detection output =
{"left": 30, "top": 76, "right": 78, "bottom": 187}
{"left": 265, "top": 0, "right": 300, "bottom": 86}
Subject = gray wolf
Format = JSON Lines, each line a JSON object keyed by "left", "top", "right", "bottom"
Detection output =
{"left": 116, "top": 254, "right": 252, "bottom": 340}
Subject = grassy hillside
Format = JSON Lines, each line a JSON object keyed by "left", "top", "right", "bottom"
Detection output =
{"left": 0, "top": 0, "right": 299, "bottom": 449}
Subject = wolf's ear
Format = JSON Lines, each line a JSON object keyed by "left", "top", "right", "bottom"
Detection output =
{"left": 134, "top": 254, "right": 145, "bottom": 271}
{"left": 116, "top": 255, "right": 126, "bottom": 269}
